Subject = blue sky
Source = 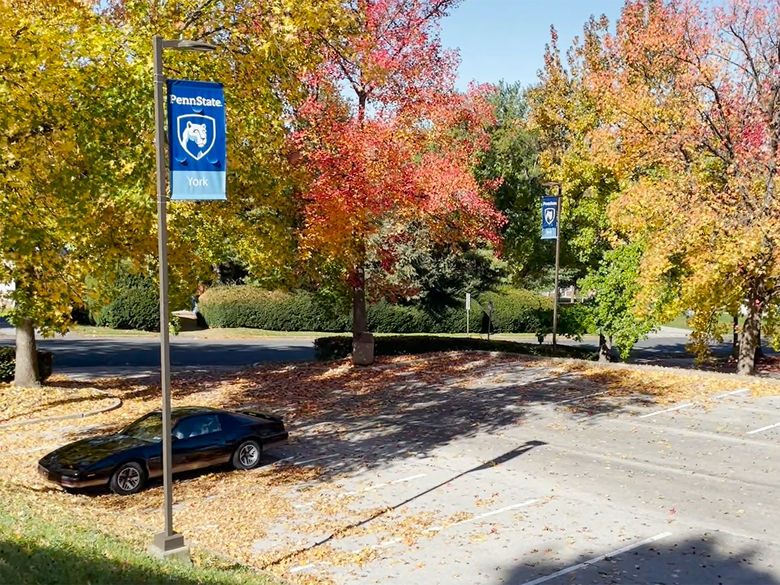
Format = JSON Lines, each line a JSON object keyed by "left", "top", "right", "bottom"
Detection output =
{"left": 440, "top": 0, "right": 626, "bottom": 89}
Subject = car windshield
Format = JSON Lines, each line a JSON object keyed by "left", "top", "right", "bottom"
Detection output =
{"left": 120, "top": 412, "right": 162, "bottom": 442}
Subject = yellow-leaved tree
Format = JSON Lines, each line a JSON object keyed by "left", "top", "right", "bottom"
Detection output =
{"left": 1, "top": 0, "right": 349, "bottom": 385}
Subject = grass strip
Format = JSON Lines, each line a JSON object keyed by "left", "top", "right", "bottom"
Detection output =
{"left": 0, "top": 484, "right": 285, "bottom": 585}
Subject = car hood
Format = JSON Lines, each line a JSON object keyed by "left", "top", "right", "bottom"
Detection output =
{"left": 40, "top": 435, "right": 152, "bottom": 470}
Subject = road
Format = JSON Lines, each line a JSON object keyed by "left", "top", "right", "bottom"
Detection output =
{"left": 0, "top": 319, "right": 315, "bottom": 378}
{"left": 0, "top": 320, "right": 767, "bottom": 378}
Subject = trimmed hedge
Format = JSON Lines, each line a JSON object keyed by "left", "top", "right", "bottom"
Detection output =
{"left": 313, "top": 335, "right": 597, "bottom": 362}
{"left": 94, "top": 275, "right": 160, "bottom": 332}
{"left": 198, "top": 287, "right": 349, "bottom": 331}
{"left": 198, "top": 285, "right": 589, "bottom": 337}
{"left": 0, "top": 347, "right": 54, "bottom": 383}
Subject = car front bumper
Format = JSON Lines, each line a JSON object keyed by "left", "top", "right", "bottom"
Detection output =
{"left": 38, "top": 464, "right": 107, "bottom": 489}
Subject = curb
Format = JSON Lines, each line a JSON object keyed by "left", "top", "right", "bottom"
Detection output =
{"left": 0, "top": 389, "right": 123, "bottom": 430}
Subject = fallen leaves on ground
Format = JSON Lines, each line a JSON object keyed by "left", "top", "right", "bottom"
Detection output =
{"left": 1, "top": 351, "right": 778, "bottom": 584}
{"left": 0, "top": 384, "right": 118, "bottom": 425}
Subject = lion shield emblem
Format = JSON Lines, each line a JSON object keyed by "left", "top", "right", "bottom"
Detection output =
{"left": 177, "top": 114, "right": 216, "bottom": 161}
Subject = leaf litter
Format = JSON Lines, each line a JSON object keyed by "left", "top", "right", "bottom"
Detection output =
{"left": 1, "top": 351, "right": 778, "bottom": 584}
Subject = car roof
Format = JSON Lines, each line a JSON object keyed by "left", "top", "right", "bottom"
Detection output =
{"left": 170, "top": 406, "right": 220, "bottom": 420}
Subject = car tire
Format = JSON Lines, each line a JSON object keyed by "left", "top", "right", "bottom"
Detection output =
{"left": 109, "top": 461, "right": 146, "bottom": 495}
{"left": 232, "top": 439, "right": 262, "bottom": 470}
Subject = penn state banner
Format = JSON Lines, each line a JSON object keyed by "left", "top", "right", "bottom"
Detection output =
{"left": 166, "top": 79, "right": 226, "bottom": 200}
{"left": 541, "top": 196, "right": 559, "bottom": 240}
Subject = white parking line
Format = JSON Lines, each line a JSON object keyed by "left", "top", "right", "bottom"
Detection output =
{"left": 426, "top": 499, "right": 540, "bottom": 533}
{"left": 746, "top": 422, "right": 780, "bottom": 435}
{"left": 638, "top": 403, "right": 693, "bottom": 419}
{"left": 289, "top": 563, "right": 320, "bottom": 573}
{"left": 555, "top": 391, "right": 609, "bottom": 405}
{"left": 713, "top": 388, "right": 750, "bottom": 399}
{"left": 450, "top": 499, "right": 539, "bottom": 526}
{"left": 272, "top": 455, "right": 296, "bottom": 464}
{"left": 517, "top": 532, "right": 672, "bottom": 585}
{"left": 365, "top": 473, "right": 428, "bottom": 492}
{"left": 294, "top": 454, "right": 340, "bottom": 466}
{"left": 343, "top": 473, "right": 428, "bottom": 496}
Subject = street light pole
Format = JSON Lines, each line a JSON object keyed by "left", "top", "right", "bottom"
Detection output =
{"left": 552, "top": 185, "right": 561, "bottom": 351}
{"left": 150, "top": 34, "right": 215, "bottom": 563}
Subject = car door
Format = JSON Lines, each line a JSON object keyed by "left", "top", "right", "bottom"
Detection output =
{"left": 171, "top": 414, "right": 232, "bottom": 472}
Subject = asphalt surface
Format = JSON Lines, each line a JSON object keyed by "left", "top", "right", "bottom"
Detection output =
{"left": 2, "top": 318, "right": 778, "bottom": 584}
{"left": 0, "top": 319, "right": 720, "bottom": 370}
{"left": 260, "top": 360, "right": 780, "bottom": 585}
{"left": 0, "top": 317, "right": 315, "bottom": 379}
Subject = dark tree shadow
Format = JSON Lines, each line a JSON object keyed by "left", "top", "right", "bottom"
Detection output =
{"left": 0, "top": 537, "right": 252, "bottom": 585}
{"left": 36, "top": 351, "right": 752, "bottom": 491}
{"left": 501, "top": 533, "right": 779, "bottom": 585}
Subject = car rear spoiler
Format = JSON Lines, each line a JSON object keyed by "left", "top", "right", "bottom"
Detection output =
{"left": 237, "top": 409, "right": 283, "bottom": 423}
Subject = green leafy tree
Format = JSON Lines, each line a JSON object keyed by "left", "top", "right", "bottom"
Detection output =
{"left": 475, "top": 81, "right": 549, "bottom": 282}
{"left": 580, "top": 242, "right": 657, "bottom": 361}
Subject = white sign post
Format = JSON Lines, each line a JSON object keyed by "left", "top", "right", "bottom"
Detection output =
{"left": 466, "top": 293, "right": 471, "bottom": 335}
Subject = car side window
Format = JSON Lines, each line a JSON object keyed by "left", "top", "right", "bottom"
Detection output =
{"left": 173, "top": 414, "right": 222, "bottom": 439}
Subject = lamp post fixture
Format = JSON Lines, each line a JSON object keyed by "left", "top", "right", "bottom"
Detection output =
{"left": 150, "top": 34, "right": 215, "bottom": 562}
{"left": 542, "top": 181, "right": 562, "bottom": 351}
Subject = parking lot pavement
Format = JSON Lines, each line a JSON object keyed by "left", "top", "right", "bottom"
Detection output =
{"left": 261, "top": 380, "right": 780, "bottom": 585}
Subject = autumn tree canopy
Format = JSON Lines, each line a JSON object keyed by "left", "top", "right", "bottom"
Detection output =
{"left": 532, "top": 0, "right": 780, "bottom": 373}
{"left": 292, "top": 0, "right": 505, "bottom": 362}
{"left": 0, "top": 0, "right": 348, "bottom": 385}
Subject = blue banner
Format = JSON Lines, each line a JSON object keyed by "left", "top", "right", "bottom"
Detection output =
{"left": 541, "top": 196, "right": 559, "bottom": 240}
{"left": 167, "top": 79, "right": 226, "bottom": 200}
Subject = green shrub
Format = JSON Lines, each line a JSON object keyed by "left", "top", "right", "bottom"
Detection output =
{"left": 476, "top": 289, "right": 553, "bottom": 334}
{"left": 427, "top": 306, "right": 482, "bottom": 334}
{"left": 198, "top": 285, "right": 582, "bottom": 336}
{"left": 0, "top": 347, "right": 12, "bottom": 381}
{"left": 314, "top": 334, "right": 597, "bottom": 361}
{"left": 93, "top": 274, "right": 160, "bottom": 332}
{"left": 367, "top": 301, "right": 436, "bottom": 333}
{"left": 558, "top": 303, "right": 592, "bottom": 339}
{"left": 198, "top": 286, "right": 350, "bottom": 331}
{"left": 0, "top": 347, "right": 53, "bottom": 383}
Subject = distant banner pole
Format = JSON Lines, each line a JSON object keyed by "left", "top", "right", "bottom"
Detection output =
{"left": 541, "top": 186, "right": 562, "bottom": 351}
{"left": 552, "top": 194, "right": 561, "bottom": 350}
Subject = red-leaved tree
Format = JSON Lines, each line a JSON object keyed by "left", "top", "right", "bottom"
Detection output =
{"left": 292, "top": 0, "right": 505, "bottom": 364}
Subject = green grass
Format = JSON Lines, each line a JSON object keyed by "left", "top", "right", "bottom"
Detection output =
{"left": 183, "top": 327, "right": 320, "bottom": 339}
{"left": 72, "top": 324, "right": 157, "bottom": 337}
{"left": 71, "top": 324, "right": 322, "bottom": 339}
{"left": 664, "top": 312, "right": 737, "bottom": 331}
{"left": 0, "top": 486, "right": 284, "bottom": 585}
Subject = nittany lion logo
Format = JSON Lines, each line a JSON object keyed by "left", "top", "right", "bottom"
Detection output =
{"left": 544, "top": 207, "right": 556, "bottom": 226}
{"left": 177, "top": 114, "right": 216, "bottom": 161}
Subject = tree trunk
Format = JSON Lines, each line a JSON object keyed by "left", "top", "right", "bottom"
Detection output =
{"left": 732, "top": 313, "right": 739, "bottom": 358}
{"left": 598, "top": 333, "right": 612, "bottom": 363}
{"left": 13, "top": 318, "right": 39, "bottom": 387}
{"left": 755, "top": 327, "right": 764, "bottom": 360}
{"left": 351, "top": 263, "right": 374, "bottom": 365}
{"left": 737, "top": 302, "right": 761, "bottom": 375}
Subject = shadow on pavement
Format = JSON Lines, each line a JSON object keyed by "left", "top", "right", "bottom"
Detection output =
{"left": 501, "top": 532, "right": 778, "bottom": 585}
{"left": 51, "top": 353, "right": 674, "bottom": 482}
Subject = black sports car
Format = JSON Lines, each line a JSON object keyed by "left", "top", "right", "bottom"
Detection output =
{"left": 38, "top": 406, "right": 288, "bottom": 495}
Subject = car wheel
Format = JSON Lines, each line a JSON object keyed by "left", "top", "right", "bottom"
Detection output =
{"left": 109, "top": 461, "right": 146, "bottom": 495}
{"left": 232, "top": 439, "right": 262, "bottom": 470}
